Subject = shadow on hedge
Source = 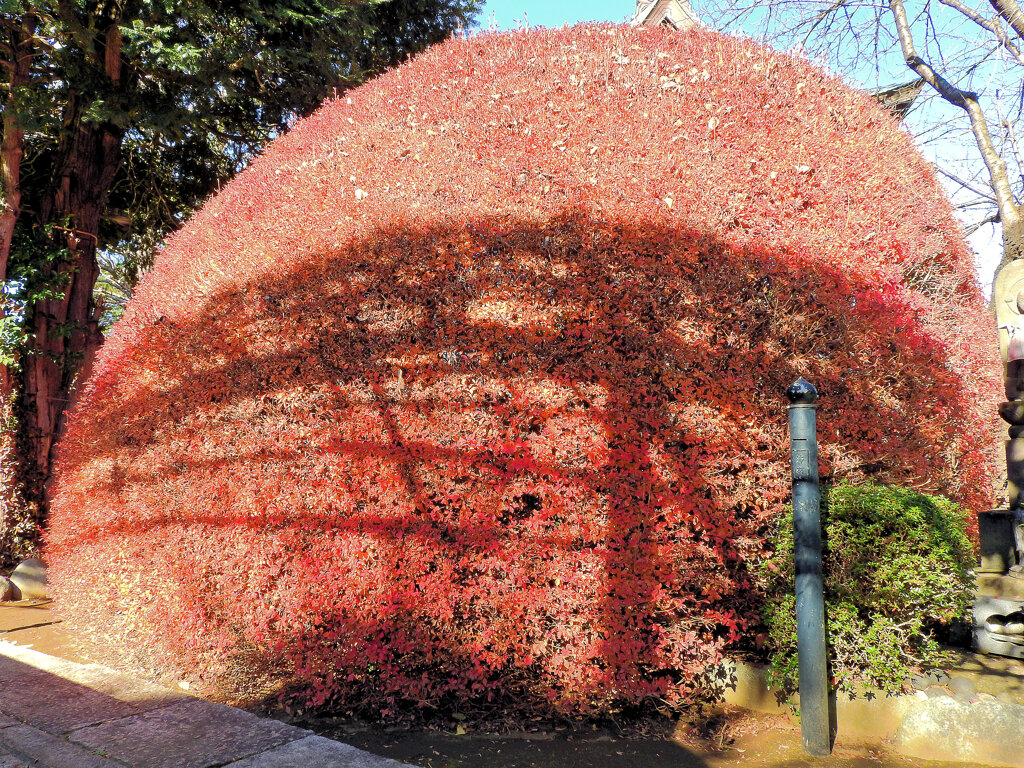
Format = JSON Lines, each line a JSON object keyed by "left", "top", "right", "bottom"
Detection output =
{"left": 50, "top": 209, "right": 985, "bottom": 718}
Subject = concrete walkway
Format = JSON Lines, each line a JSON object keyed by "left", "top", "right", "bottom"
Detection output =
{"left": 0, "top": 640, "right": 412, "bottom": 768}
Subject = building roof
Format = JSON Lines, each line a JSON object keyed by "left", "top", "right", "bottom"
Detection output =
{"left": 631, "top": 0, "right": 701, "bottom": 30}
{"left": 869, "top": 78, "right": 926, "bottom": 120}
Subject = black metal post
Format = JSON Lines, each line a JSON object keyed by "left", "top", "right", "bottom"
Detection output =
{"left": 786, "top": 377, "right": 831, "bottom": 756}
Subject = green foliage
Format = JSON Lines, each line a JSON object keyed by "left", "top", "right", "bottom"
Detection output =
{"left": 763, "top": 482, "right": 975, "bottom": 696}
{"left": 3, "top": 0, "right": 482, "bottom": 343}
{"left": 3, "top": 221, "right": 81, "bottom": 370}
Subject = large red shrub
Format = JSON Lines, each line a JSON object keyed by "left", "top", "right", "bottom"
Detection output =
{"left": 48, "top": 25, "right": 999, "bottom": 717}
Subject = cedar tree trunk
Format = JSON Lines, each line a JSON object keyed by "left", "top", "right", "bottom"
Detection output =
{"left": 0, "top": 13, "right": 37, "bottom": 396}
{"left": 22, "top": 25, "right": 122, "bottom": 502}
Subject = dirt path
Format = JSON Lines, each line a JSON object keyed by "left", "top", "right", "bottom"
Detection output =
{"left": 0, "top": 600, "right": 91, "bottom": 663}
{"left": 306, "top": 712, "right": 996, "bottom": 768}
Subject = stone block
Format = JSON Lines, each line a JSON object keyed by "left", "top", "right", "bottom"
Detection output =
{"left": 222, "top": 735, "right": 413, "bottom": 767}
{"left": 949, "top": 675, "right": 977, "bottom": 699}
{"left": 0, "top": 640, "right": 70, "bottom": 674}
{"left": 833, "top": 693, "right": 913, "bottom": 741}
{"left": 0, "top": 724, "right": 121, "bottom": 768}
{"left": 67, "top": 664, "right": 188, "bottom": 709}
{"left": 977, "top": 573, "right": 1024, "bottom": 600}
{"left": 978, "top": 509, "right": 1017, "bottom": 574}
{"left": 716, "top": 660, "right": 786, "bottom": 713}
{"left": 0, "top": 750, "right": 28, "bottom": 768}
{"left": 0, "top": 642, "right": 186, "bottom": 712}
{"left": 69, "top": 698, "right": 306, "bottom": 768}
{"left": 8, "top": 559, "right": 47, "bottom": 600}
{"left": 896, "top": 694, "right": 1024, "bottom": 767}
{"left": 0, "top": 654, "right": 140, "bottom": 733}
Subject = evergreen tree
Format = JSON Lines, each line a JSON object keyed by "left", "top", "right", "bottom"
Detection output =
{"left": 0, "top": 0, "right": 479, "bottom": 508}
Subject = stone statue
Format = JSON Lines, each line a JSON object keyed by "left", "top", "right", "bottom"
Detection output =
{"left": 996, "top": 260, "right": 1024, "bottom": 510}
{"left": 975, "top": 263, "right": 1024, "bottom": 651}
{"left": 996, "top": 260, "right": 1024, "bottom": 402}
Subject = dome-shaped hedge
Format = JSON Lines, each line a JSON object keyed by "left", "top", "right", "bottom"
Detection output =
{"left": 48, "top": 25, "right": 998, "bottom": 717}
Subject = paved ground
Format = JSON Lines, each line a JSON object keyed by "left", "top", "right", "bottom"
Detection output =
{"left": 0, "top": 600, "right": 1008, "bottom": 768}
{"left": 0, "top": 602, "right": 412, "bottom": 768}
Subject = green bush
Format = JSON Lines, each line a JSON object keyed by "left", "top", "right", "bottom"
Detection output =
{"left": 763, "top": 482, "right": 974, "bottom": 696}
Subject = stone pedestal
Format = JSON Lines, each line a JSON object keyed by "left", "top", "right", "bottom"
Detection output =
{"left": 974, "top": 593, "right": 1024, "bottom": 659}
{"left": 979, "top": 509, "right": 1018, "bottom": 574}
{"left": 974, "top": 510, "right": 1024, "bottom": 658}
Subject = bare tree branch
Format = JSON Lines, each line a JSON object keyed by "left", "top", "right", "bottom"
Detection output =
{"left": 989, "top": 0, "right": 1024, "bottom": 39}
{"left": 965, "top": 211, "right": 1002, "bottom": 235}
{"left": 1000, "top": 109, "right": 1024, "bottom": 180}
{"left": 935, "top": 164, "right": 998, "bottom": 199}
{"left": 800, "top": 0, "right": 855, "bottom": 46}
{"left": 890, "top": 0, "right": 1021, "bottom": 234}
{"left": 939, "top": 0, "right": 1024, "bottom": 64}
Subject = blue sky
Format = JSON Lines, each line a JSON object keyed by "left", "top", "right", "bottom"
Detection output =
{"left": 475, "top": 0, "right": 633, "bottom": 30}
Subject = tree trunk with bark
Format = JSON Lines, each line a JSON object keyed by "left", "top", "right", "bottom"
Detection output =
{"left": 0, "top": 13, "right": 37, "bottom": 397}
{"left": 20, "top": 25, "right": 122, "bottom": 503}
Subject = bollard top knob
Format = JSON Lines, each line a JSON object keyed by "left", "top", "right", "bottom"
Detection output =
{"left": 786, "top": 377, "right": 818, "bottom": 404}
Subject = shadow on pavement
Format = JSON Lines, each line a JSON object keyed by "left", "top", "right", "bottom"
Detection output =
{"left": 0, "top": 644, "right": 308, "bottom": 768}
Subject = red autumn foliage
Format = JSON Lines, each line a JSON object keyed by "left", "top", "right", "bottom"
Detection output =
{"left": 47, "top": 25, "right": 999, "bottom": 717}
